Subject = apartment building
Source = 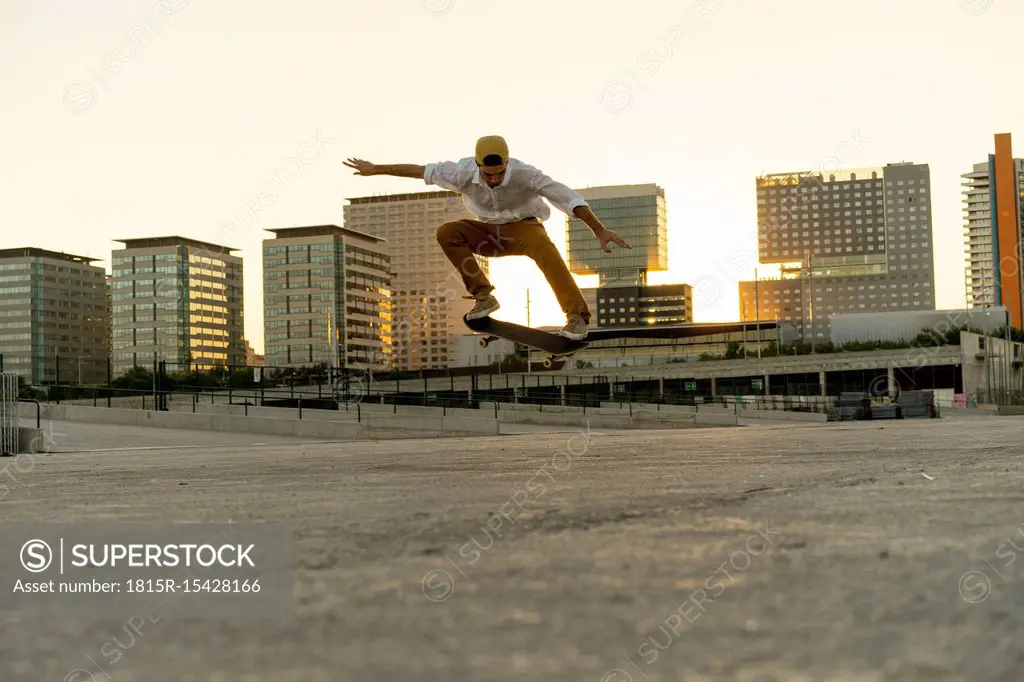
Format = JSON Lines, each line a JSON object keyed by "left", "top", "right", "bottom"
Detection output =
{"left": 343, "top": 191, "right": 482, "bottom": 371}
{"left": 263, "top": 225, "right": 391, "bottom": 372}
{"left": 740, "top": 163, "right": 936, "bottom": 341}
{"left": 0, "top": 248, "right": 108, "bottom": 384}
{"left": 597, "top": 283, "right": 693, "bottom": 328}
{"left": 962, "top": 133, "right": 1024, "bottom": 324}
{"left": 110, "top": 237, "right": 244, "bottom": 377}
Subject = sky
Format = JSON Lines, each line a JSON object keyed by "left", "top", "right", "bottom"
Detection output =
{"left": 2, "top": 0, "right": 1021, "bottom": 355}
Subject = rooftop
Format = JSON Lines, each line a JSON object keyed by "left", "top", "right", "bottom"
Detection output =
{"left": 575, "top": 183, "right": 664, "bottom": 199}
{"left": 0, "top": 247, "right": 102, "bottom": 265}
{"left": 114, "top": 236, "right": 238, "bottom": 254}
{"left": 264, "top": 224, "right": 387, "bottom": 243}
{"left": 345, "top": 190, "right": 459, "bottom": 204}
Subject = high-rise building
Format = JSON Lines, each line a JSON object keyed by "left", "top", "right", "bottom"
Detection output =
{"left": 740, "top": 163, "right": 936, "bottom": 341}
{"left": 567, "top": 184, "right": 667, "bottom": 287}
{"left": 0, "top": 247, "right": 109, "bottom": 385}
{"left": 568, "top": 184, "right": 692, "bottom": 328}
{"left": 343, "top": 191, "right": 484, "bottom": 371}
{"left": 597, "top": 283, "right": 693, "bottom": 327}
{"left": 111, "top": 237, "right": 244, "bottom": 377}
{"left": 105, "top": 273, "right": 113, "bottom": 364}
{"left": 263, "top": 225, "right": 391, "bottom": 372}
{"left": 963, "top": 133, "right": 1024, "bottom": 325}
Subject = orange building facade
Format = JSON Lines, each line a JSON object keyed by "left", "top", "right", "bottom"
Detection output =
{"left": 993, "top": 134, "right": 1023, "bottom": 329}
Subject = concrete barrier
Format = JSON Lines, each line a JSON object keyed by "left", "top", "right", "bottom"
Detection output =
{"left": 21, "top": 398, "right": 747, "bottom": 437}
{"left": 19, "top": 403, "right": 501, "bottom": 440}
{"left": 17, "top": 427, "right": 44, "bottom": 454}
{"left": 737, "top": 407, "right": 827, "bottom": 424}
{"left": 695, "top": 410, "right": 739, "bottom": 426}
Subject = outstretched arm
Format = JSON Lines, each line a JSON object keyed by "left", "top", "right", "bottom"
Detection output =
{"left": 344, "top": 158, "right": 425, "bottom": 178}
{"left": 572, "top": 205, "right": 631, "bottom": 253}
{"left": 533, "top": 171, "right": 632, "bottom": 253}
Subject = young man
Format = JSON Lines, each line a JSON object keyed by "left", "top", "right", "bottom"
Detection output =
{"left": 343, "top": 135, "right": 630, "bottom": 340}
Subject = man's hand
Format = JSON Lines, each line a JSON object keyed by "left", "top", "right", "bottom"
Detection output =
{"left": 597, "top": 228, "right": 631, "bottom": 253}
{"left": 344, "top": 159, "right": 426, "bottom": 179}
{"left": 344, "top": 158, "right": 379, "bottom": 176}
{"left": 572, "top": 205, "right": 632, "bottom": 253}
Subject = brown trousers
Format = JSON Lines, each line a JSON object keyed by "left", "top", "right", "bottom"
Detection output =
{"left": 435, "top": 218, "right": 591, "bottom": 323}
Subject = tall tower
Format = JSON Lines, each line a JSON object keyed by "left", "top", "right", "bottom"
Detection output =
{"left": 566, "top": 184, "right": 690, "bottom": 327}
{"left": 566, "top": 184, "right": 667, "bottom": 287}
{"left": 963, "top": 133, "right": 1024, "bottom": 327}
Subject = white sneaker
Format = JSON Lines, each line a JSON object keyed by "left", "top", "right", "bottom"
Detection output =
{"left": 559, "top": 314, "right": 588, "bottom": 340}
{"left": 465, "top": 294, "right": 500, "bottom": 320}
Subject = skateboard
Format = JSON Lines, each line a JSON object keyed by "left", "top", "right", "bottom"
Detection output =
{"left": 464, "top": 315, "right": 590, "bottom": 368}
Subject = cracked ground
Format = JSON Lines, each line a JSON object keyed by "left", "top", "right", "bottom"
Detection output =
{"left": 1, "top": 416, "right": 1023, "bottom": 681}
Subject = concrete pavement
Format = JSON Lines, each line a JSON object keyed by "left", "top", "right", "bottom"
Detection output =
{"left": 1, "top": 416, "right": 1022, "bottom": 681}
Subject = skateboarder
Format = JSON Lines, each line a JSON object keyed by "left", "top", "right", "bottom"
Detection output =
{"left": 343, "top": 135, "right": 630, "bottom": 340}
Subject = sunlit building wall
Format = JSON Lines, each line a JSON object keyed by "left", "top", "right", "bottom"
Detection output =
{"left": 0, "top": 247, "right": 108, "bottom": 384}
{"left": 343, "top": 191, "right": 478, "bottom": 371}
{"left": 741, "top": 163, "right": 936, "bottom": 341}
{"left": 263, "top": 225, "right": 391, "bottom": 372}
{"left": 111, "top": 237, "right": 244, "bottom": 377}
{"left": 963, "top": 133, "right": 1024, "bottom": 326}
{"left": 567, "top": 184, "right": 668, "bottom": 287}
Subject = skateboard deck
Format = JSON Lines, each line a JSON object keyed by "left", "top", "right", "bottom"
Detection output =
{"left": 464, "top": 315, "right": 589, "bottom": 367}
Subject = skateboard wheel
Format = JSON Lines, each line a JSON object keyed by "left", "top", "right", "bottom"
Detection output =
{"left": 478, "top": 337, "right": 489, "bottom": 348}
{"left": 542, "top": 358, "right": 554, "bottom": 369}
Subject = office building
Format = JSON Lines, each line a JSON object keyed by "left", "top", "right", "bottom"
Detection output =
{"left": 580, "top": 287, "right": 599, "bottom": 326}
{"left": 343, "top": 191, "right": 483, "bottom": 371}
{"left": 111, "top": 237, "right": 244, "bottom": 377}
{"left": 567, "top": 184, "right": 668, "bottom": 287}
{"left": 105, "top": 273, "right": 113, "bottom": 364}
{"left": 740, "top": 163, "right": 936, "bottom": 341}
{"left": 243, "top": 339, "right": 264, "bottom": 367}
{"left": 963, "top": 133, "right": 1024, "bottom": 324}
{"left": 597, "top": 283, "right": 693, "bottom": 327}
{"left": 0, "top": 247, "right": 109, "bottom": 385}
{"left": 263, "top": 225, "right": 391, "bottom": 372}
{"left": 568, "top": 184, "right": 694, "bottom": 328}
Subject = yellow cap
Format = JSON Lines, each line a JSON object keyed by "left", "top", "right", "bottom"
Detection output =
{"left": 475, "top": 135, "right": 509, "bottom": 167}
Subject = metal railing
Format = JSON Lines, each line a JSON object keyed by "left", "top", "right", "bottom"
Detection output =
{"left": 31, "top": 381, "right": 843, "bottom": 422}
{"left": 1, "top": 373, "right": 19, "bottom": 455}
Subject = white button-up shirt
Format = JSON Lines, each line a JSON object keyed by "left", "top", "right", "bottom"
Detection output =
{"left": 423, "top": 157, "right": 589, "bottom": 224}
